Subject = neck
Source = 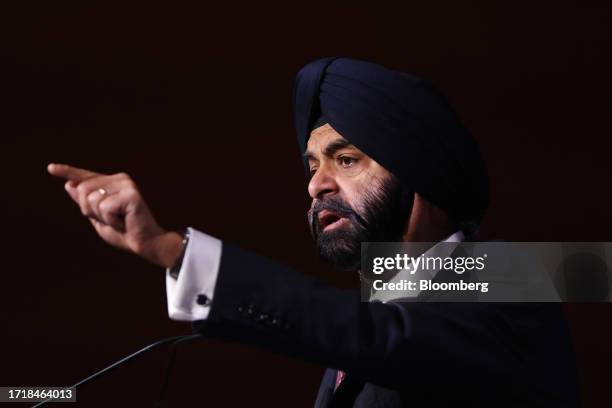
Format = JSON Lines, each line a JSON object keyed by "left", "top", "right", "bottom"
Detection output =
{"left": 401, "top": 194, "right": 453, "bottom": 242}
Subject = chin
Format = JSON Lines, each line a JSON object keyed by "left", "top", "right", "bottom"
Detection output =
{"left": 316, "top": 231, "right": 362, "bottom": 272}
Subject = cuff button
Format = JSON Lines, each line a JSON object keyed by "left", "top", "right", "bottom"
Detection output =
{"left": 196, "top": 294, "right": 211, "bottom": 306}
{"left": 246, "top": 304, "right": 255, "bottom": 316}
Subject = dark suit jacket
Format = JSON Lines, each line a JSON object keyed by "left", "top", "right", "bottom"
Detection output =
{"left": 193, "top": 242, "right": 580, "bottom": 407}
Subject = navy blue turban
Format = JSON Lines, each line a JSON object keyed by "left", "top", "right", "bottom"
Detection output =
{"left": 293, "top": 57, "right": 489, "bottom": 225}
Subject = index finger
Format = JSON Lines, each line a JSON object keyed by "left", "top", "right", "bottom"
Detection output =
{"left": 47, "top": 163, "right": 104, "bottom": 183}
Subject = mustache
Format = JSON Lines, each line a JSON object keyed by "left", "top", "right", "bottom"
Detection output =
{"left": 307, "top": 196, "right": 368, "bottom": 236}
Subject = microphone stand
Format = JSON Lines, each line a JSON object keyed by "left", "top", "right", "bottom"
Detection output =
{"left": 32, "top": 333, "right": 204, "bottom": 407}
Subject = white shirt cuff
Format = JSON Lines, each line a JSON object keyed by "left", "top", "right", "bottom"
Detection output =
{"left": 165, "top": 227, "right": 222, "bottom": 321}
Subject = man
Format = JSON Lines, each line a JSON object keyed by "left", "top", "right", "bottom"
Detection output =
{"left": 48, "top": 57, "right": 579, "bottom": 407}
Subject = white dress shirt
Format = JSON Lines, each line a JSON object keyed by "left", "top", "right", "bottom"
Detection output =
{"left": 165, "top": 228, "right": 464, "bottom": 322}
{"left": 165, "top": 228, "right": 221, "bottom": 321}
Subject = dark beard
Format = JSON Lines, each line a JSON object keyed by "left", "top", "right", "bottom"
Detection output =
{"left": 307, "top": 175, "right": 414, "bottom": 271}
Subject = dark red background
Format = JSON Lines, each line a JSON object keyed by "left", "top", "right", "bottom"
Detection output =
{"left": 1, "top": 2, "right": 611, "bottom": 407}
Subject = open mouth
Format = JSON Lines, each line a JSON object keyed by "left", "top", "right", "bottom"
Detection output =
{"left": 318, "top": 210, "right": 349, "bottom": 232}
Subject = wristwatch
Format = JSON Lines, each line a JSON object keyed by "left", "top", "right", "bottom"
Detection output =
{"left": 169, "top": 228, "right": 190, "bottom": 279}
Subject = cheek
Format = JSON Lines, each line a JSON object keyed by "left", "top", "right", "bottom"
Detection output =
{"left": 338, "top": 180, "right": 370, "bottom": 213}
{"left": 345, "top": 171, "right": 390, "bottom": 213}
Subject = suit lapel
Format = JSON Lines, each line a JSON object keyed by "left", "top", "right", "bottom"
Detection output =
{"left": 328, "top": 373, "right": 365, "bottom": 408}
{"left": 314, "top": 368, "right": 337, "bottom": 408}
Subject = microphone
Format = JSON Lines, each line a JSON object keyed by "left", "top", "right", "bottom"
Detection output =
{"left": 32, "top": 333, "right": 204, "bottom": 407}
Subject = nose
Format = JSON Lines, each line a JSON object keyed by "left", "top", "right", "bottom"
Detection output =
{"left": 308, "top": 165, "right": 339, "bottom": 200}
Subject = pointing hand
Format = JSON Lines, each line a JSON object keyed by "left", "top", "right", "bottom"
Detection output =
{"left": 48, "top": 163, "right": 183, "bottom": 268}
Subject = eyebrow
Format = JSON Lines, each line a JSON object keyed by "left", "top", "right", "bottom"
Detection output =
{"left": 304, "top": 139, "right": 356, "bottom": 162}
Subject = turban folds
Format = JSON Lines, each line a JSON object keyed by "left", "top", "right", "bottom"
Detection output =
{"left": 293, "top": 57, "right": 489, "bottom": 225}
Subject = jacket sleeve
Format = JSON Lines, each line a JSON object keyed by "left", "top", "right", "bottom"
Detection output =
{"left": 193, "top": 242, "right": 576, "bottom": 399}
